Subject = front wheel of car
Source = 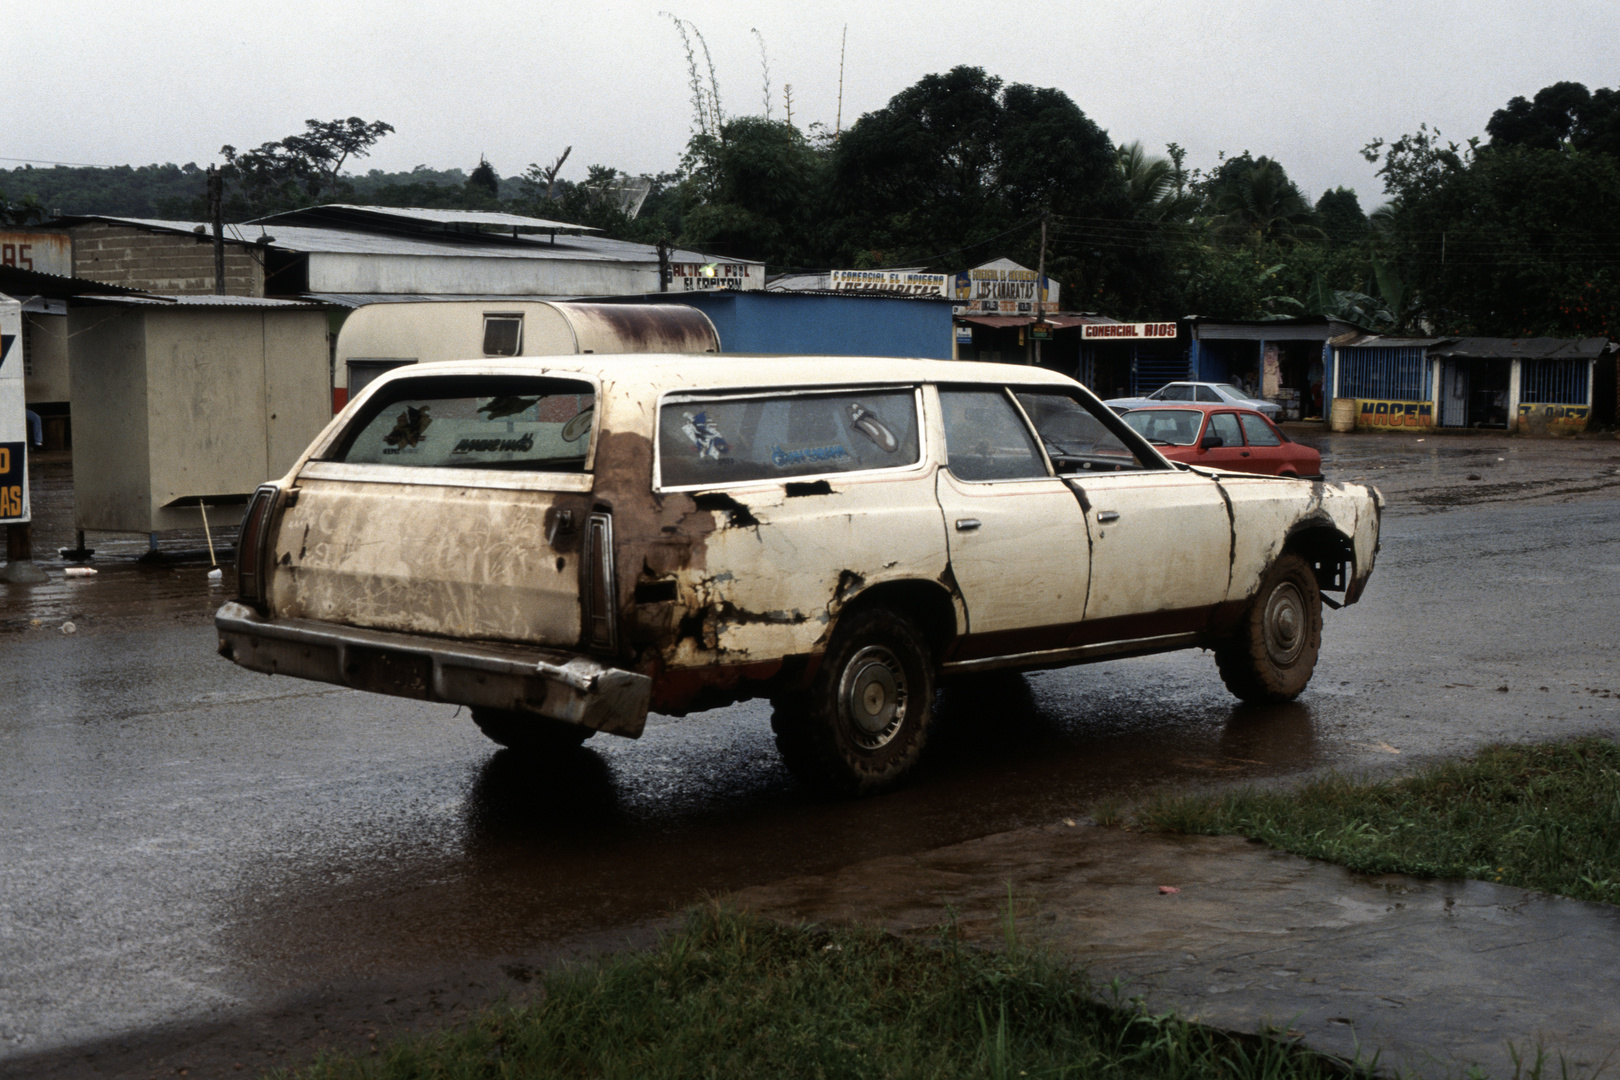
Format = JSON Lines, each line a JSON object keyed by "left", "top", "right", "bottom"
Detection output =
{"left": 772, "top": 607, "right": 936, "bottom": 795}
{"left": 470, "top": 707, "right": 594, "bottom": 754}
{"left": 1214, "top": 552, "right": 1322, "bottom": 702}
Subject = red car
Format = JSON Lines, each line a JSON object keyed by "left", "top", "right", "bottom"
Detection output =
{"left": 1122, "top": 404, "right": 1322, "bottom": 478}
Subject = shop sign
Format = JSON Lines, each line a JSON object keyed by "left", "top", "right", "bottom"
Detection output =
{"left": 1029, "top": 323, "right": 1051, "bottom": 340}
{"left": 1357, "top": 399, "right": 1433, "bottom": 430}
{"left": 955, "top": 326, "right": 974, "bottom": 344}
{"left": 1517, "top": 403, "right": 1591, "bottom": 435}
{"left": 669, "top": 261, "right": 763, "bottom": 291}
{"left": 950, "top": 263, "right": 1058, "bottom": 315}
{"left": 0, "top": 232, "right": 71, "bottom": 278}
{"left": 1081, "top": 322, "right": 1178, "bottom": 340}
{"left": 830, "top": 270, "right": 948, "bottom": 296}
{"left": 0, "top": 295, "right": 28, "bottom": 523}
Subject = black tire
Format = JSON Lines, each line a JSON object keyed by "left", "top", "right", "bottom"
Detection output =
{"left": 1214, "top": 552, "right": 1322, "bottom": 702}
{"left": 772, "top": 607, "right": 936, "bottom": 795}
{"left": 470, "top": 707, "right": 594, "bottom": 754}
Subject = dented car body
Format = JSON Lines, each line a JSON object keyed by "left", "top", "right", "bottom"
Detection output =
{"left": 217, "top": 355, "right": 1381, "bottom": 793}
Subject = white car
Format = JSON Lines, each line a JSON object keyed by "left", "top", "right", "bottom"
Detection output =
{"left": 1105, "top": 381, "right": 1282, "bottom": 419}
{"left": 216, "top": 356, "right": 1380, "bottom": 794}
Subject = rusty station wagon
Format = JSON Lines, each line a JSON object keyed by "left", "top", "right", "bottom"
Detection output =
{"left": 216, "top": 355, "right": 1382, "bottom": 793}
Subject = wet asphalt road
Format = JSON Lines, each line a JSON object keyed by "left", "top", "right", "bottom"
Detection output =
{"left": 3, "top": 432, "right": 1620, "bottom": 1077}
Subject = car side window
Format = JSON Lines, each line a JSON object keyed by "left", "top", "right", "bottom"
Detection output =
{"left": 1239, "top": 413, "right": 1281, "bottom": 446}
{"left": 1210, "top": 412, "right": 1243, "bottom": 447}
{"left": 1159, "top": 384, "right": 1193, "bottom": 401}
{"left": 1195, "top": 385, "right": 1221, "bottom": 402}
{"left": 657, "top": 388, "right": 920, "bottom": 488}
{"left": 939, "top": 389, "right": 1047, "bottom": 482}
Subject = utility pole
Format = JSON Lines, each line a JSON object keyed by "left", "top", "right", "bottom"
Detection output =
{"left": 1033, "top": 212, "right": 1048, "bottom": 366}
{"left": 207, "top": 166, "right": 225, "bottom": 295}
{"left": 657, "top": 237, "right": 671, "bottom": 293}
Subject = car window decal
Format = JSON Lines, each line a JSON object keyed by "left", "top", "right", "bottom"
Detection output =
{"left": 681, "top": 411, "right": 730, "bottom": 459}
{"left": 382, "top": 405, "right": 432, "bottom": 451}
{"left": 847, "top": 402, "right": 899, "bottom": 452}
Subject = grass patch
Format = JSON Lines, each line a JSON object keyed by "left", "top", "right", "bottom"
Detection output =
{"left": 271, "top": 903, "right": 1352, "bottom": 1080}
{"left": 1139, "top": 737, "right": 1620, "bottom": 905}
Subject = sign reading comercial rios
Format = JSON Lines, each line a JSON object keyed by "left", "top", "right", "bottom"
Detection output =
{"left": 669, "top": 261, "right": 764, "bottom": 291}
{"left": 1080, "top": 322, "right": 1179, "bottom": 340}
{"left": 829, "top": 270, "right": 948, "bottom": 296}
{"left": 950, "top": 261, "right": 1059, "bottom": 315}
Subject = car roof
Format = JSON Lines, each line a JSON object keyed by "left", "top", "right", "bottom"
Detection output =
{"left": 388, "top": 353, "right": 1086, "bottom": 395}
{"left": 1123, "top": 402, "right": 1272, "bottom": 416}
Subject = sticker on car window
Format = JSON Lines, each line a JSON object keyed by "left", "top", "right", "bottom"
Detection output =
{"left": 561, "top": 407, "right": 593, "bottom": 443}
{"left": 847, "top": 403, "right": 899, "bottom": 452}
{"left": 682, "top": 411, "right": 730, "bottom": 459}
{"left": 382, "top": 406, "right": 432, "bottom": 451}
{"left": 478, "top": 395, "right": 539, "bottom": 420}
{"left": 771, "top": 443, "right": 850, "bottom": 468}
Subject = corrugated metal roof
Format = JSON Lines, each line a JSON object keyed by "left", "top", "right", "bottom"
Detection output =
{"left": 304, "top": 292, "right": 574, "bottom": 308}
{"left": 48, "top": 214, "right": 728, "bottom": 266}
{"left": 1332, "top": 334, "right": 1454, "bottom": 348}
{"left": 81, "top": 294, "right": 317, "bottom": 308}
{"left": 249, "top": 204, "right": 601, "bottom": 232}
{"left": 0, "top": 263, "right": 155, "bottom": 299}
{"left": 956, "top": 313, "right": 1112, "bottom": 329}
{"left": 1429, "top": 336, "right": 1610, "bottom": 360}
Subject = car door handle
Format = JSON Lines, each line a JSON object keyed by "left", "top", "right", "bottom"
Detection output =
{"left": 1096, "top": 510, "right": 1120, "bottom": 523}
{"left": 954, "top": 518, "right": 981, "bottom": 532}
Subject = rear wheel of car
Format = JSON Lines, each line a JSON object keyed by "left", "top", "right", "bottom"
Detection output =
{"left": 470, "top": 707, "right": 594, "bottom": 754}
{"left": 1214, "top": 552, "right": 1322, "bottom": 702}
{"left": 771, "top": 607, "right": 936, "bottom": 795}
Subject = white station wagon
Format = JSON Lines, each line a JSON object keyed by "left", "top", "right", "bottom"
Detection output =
{"left": 217, "top": 355, "right": 1381, "bottom": 793}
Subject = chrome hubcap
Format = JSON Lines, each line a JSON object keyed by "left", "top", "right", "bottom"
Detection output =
{"left": 1263, "top": 582, "right": 1306, "bottom": 666}
{"left": 841, "top": 646, "right": 907, "bottom": 749}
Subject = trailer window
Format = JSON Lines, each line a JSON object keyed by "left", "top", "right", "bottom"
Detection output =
{"left": 482, "top": 314, "right": 523, "bottom": 356}
{"left": 328, "top": 375, "right": 594, "bottom": 471}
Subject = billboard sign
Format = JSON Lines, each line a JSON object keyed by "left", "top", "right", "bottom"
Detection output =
{"left": 669, "top": 261, "right": 764, "bottom": 291}
{"left": 829, "top": 269, "right": 948, "bottom": 297}
{"left": 0, "top": 294, "right": 28, "bottom": 523}
{"left": 950, "top": 261, "right": 1058, "bottom": 315}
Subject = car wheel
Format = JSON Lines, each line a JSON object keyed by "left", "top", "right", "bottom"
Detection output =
{"left": 470, "top": 707, "right": 594, "bottom": 754}
{"left": 772, "top": 607, "right": 936, "bottom": 795}
{"left": 1214, "top": 552, "right": 1322, "bottom": 702}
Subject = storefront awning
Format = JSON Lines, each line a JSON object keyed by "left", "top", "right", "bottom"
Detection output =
{"left": 954, "top": 313, "right": 1106, "bottom": 330}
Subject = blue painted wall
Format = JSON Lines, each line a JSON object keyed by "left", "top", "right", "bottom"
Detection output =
{"left": 603, "top": 292, "right": 955, "bottom": 359}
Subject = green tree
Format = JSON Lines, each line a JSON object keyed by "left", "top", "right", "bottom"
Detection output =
{"left": 1365, "top": 125, "right": 1620, "bottom": 336}
{"left": 1314, "top": 187, "right": 1368, "bottom": 244}
{"left": 220, "top": 117, "right": 395, "bottom": 217}
{"left": 1202, "top": 154, "right": 1322, "bottom": 244}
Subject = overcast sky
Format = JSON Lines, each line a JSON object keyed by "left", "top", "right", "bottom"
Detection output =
{"left": 9, "top": 0, "right": 1618, "bottom": 214}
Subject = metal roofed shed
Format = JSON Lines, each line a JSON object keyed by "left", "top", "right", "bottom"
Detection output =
{"left": 67, "top": 295, "right": 331, "bottom": 535}
{"left": 1329, "top": 334, "right": 1611, "bottom": 434}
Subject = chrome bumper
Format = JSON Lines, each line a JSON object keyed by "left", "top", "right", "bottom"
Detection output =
{"left": 214, "top": 601, "right": 652, "bottom": 737}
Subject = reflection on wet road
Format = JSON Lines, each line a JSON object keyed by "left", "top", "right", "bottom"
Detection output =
{"left": 3, "top": 443, "right": 1620, "bottom": 1072}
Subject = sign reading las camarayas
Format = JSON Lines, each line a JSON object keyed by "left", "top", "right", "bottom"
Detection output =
{"left": 950, "top": 259, "right": 1059, "bottom": 315}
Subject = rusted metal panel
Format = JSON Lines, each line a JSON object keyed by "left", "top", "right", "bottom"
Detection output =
{"left": 0, "top": 232, "right": 71, "bottom": 277}
{"left": 554, "top": 302, "right": 719, "bottom": 355}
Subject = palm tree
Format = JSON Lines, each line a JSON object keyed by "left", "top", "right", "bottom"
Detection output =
{"left": 1210, "top": 157, "right": 1323, "bottom": 244}
{"left": 1115, "top": 141, "right": 1198, "bottom": 223}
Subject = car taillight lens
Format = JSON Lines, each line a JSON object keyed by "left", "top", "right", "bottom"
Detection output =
{"left": 582, "top": 512, "right": 618, "bottom": 652}
{"left": 235, "top": 484, "right": 280, "bottom": 605}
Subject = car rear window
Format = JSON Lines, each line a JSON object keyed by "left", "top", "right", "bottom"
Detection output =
{"left": 658, "top": 388, "right": 920, "bottom": 488}
{"left": 327, "top": 375, "right": 596, "bottom": 471}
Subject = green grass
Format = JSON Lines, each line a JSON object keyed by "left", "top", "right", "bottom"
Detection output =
{"left": 270, "top": 903, "right": 1352, "bottom": 1080}
{"left": 1138, "top": 737, "right": 1620, "bottom": 905}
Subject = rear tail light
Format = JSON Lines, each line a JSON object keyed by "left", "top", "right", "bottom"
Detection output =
{"left": 235, "top": 484, "right": 280, "bottom": 605}
{"left": 582, "top": 512, "right": 618, "bottom": 652}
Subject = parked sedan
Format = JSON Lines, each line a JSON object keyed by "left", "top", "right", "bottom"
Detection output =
{"left": 1122, "top": 404, "right": 1322, "bottom": 478}
{"left": 1104, "top": 381, "right": 1281, "bottom": 420}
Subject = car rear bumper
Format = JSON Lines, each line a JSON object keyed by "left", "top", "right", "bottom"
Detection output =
{"left": 214, "top": 601, "right": 652, "bottom": 737}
